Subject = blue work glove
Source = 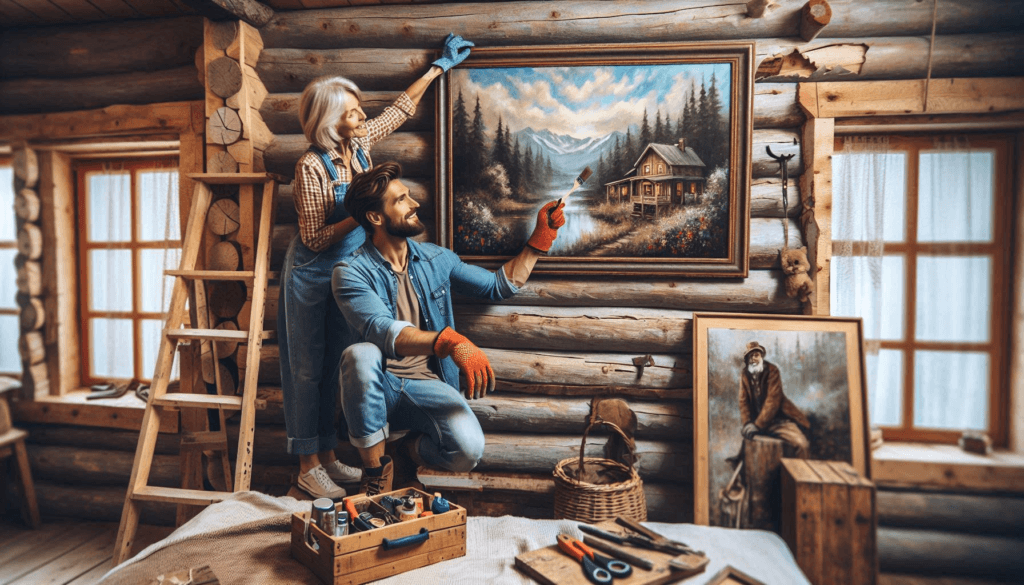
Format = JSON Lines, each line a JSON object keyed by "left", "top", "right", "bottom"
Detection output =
{"left": 432, "top": 33, "right": 474, "bottom": 72}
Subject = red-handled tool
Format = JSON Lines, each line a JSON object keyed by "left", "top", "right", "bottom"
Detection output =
{"left": 556, "top": 534, "right": 632, "bottom": 584}
{"left": 547, "top": 167, "right": 591, "bottom": 228}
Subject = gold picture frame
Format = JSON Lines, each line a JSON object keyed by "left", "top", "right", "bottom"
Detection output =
{"left": 693, "top": 313, "right": 870, "bottom": 528}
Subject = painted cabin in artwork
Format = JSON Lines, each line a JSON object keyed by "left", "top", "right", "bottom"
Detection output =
{"left": 605, "top": 138, "right": 707, "bottom": 218}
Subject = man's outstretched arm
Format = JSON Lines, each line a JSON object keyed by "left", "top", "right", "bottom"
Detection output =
{"left": 501, "top": 200, "right": 565, "bottom": 287}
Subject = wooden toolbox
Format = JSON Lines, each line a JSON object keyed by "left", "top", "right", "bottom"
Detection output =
{"left": 780, "top": 459, "right": 876, "bottom": 585}
{"left": 290, "top": 487, "right": 467, "bottom": 585}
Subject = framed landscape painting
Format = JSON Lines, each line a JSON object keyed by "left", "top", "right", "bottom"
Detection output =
{"left": 692, "top": 313, "right": 870, "bottom": 530}
{"left": 437, "top": 42, "right": 753, "bottom": 276}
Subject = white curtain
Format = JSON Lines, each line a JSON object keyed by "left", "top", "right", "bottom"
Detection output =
{"left": 831, "top": 136, "right": 899, "bottom": 429}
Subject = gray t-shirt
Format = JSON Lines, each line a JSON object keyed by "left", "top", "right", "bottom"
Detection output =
{"left": 386, "top": 268, "right": 439, "bottom": 380}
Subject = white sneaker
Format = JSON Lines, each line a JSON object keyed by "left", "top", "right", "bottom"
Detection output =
{"left": 297, "top": 465, "right": 347, "bottom": 500}
{"left": 325, "top": 460, "right": 363, "bottom": 484}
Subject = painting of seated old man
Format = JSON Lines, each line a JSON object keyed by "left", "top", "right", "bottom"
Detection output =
{"left": 694, "top": 315, "right": 869, "bottom": 531}
{"left": 439, "top": 43, "right": 753, "bottom": 276}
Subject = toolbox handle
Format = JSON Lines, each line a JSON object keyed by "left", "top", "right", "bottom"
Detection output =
{"left": 381, "top": 527, "right": 430, "bottom": 550}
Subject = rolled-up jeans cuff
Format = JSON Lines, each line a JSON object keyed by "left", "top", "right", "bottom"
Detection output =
{"left": 349, "top": 422, "right": 389, "bottom": 449}
{"left": 287, "top": 435, "right": 322, "bottom": 456}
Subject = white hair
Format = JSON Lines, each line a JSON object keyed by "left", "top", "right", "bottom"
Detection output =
{"left": 299, "top": 75, "right": 363, "bottom": 151}
{"left": 747, "top": 361, "right": 764, "bottom": 375}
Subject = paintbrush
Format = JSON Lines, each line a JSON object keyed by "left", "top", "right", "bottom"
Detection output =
{"left": 547, "top": 166, "right": 592, "bottom": 227}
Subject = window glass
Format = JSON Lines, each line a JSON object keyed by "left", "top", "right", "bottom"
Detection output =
{"left": 89, "top": 250, "right": 133, "bottom": 312}
{"left": 829, "top": 254, "right": 904, "bottom": 341}
{"left": 914, "top": 350, "right": 988, "bottom": 430}
{"left": 0, "top": 167, "right": 14, "bottom": 241}
{"left": 915, "top": 256, "right": 990, "bottom": 343}
{"left": 831, "top": 152, "right": 906, "bottom": 242}
{"left": 141, "top": 319, "right": 178, "bottom": 380}
{"left": 918, "top": 151, "right": 993, "bottom": 243}
{"left": 0, "top": 314, "right": 19, "bottom": 372}
{"left": 90, "top": 318, "right": 135, "bottom": 379}
{"left": 87, "top": 172, "right": 131, "bottom": 242}
{"left": 867, "top": 349, "right": 903, "bottom": 427}
{"left": 139, "top": 248, "right": 180, "bottom": 313}
{"left": 137, "top": 170, "right": 180, "bottom": 241}
{"left": 0, "top": 249, "right": 16, "bottom": 310}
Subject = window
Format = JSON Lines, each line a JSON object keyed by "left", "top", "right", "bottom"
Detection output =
{"left": 658, "top": 164, "right": 664, "bottom": 174}
{"left": 832, "top": 135, "right": 1014, "bottom": 444}
{"left": 0, "top": 161, "right": 18, "bottom": 375}
{"left": 644, "top": 164, "right": 650, "bottom": 174}
{"left": 76, "top": 160, "right": 181, "bottom": 384}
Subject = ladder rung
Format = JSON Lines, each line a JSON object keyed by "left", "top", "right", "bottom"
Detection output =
{"left": 187, "top": 172, "right": 286, "bottom": 185}
{"left": 166, "top": 270, "right": 256, "bottom": 281}
{"left": 166, "top": 328, "right": 275, "bottom": 342}
{"left": 153, "top": 393, "right": 244, "bottom": 410}
{"left": 132, "top": 486, "right": 234, "bottom": 506}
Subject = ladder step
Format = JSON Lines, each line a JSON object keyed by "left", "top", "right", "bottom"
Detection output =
{"left": 153, "top": 393, "right": 244, "bottom": 410}
{"left": 166, "top": 328, "right": 275, "bottom": 342}
{"left": 166, "top": 269, "right": 255, "bottom": 281}
{"left": 165, "top": 269, "right": 281, "bottom": 281}
{"left": 187, "top": 172, "right": 287, "bottom": 185}
{"left": 132, "top": 486, "right": 234, "bottom": 506}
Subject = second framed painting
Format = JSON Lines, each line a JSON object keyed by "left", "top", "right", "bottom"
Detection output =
{"left": 437, "top": 42, "right": 753, "bottom": 276}
{"left": 692, "top": 313, "right": 871, "bottom": 530}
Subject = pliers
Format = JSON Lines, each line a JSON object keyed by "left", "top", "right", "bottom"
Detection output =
{"left": 557, "top": 533, "right": 632, "bottom": 584}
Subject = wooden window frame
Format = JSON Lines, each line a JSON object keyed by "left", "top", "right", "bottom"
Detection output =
{"left": 833, "top": 134, "right": 1014, "bottom": 444}
{"left": 75, "top": 158, "right": 180, "bottom": 386}
{"left": 798, "top": 77, "right": 1024, "bottom": 449}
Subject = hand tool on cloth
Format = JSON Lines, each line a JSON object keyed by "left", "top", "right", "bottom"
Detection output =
{"left": 547, "top": 166, "right": 592, "bottom": 228}
{"left": 614, "top": 516, "right": 704, "bottom": 557}
{"left": 557, "top": 534, "right": 632, "bottom": 584}
{"left": 577, "top": 524, "right": 654, "bottom": 570}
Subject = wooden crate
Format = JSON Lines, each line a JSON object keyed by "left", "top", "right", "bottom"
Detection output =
{"left": 780, "top": 459, "right": 876, "bottom": 585}
{"left": 290, "top": 487, "right": 467, "bottom": 585}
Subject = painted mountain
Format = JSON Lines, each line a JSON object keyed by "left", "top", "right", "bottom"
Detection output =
{"left": 512, "top": 127, "right": 624, "bottom": 179}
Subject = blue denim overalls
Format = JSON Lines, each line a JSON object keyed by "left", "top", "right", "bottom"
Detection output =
{"left": 278, "top": 145, "right": 369, "bottom": 455}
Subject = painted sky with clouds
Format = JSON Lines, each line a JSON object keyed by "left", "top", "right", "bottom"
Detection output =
{"left": 451, "top": 63, "right": 731, "bottom": 140}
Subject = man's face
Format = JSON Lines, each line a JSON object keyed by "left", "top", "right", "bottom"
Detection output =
{"left": 747, "top": 351, "right": 763, "bottom": 367}
{"left": 379, "top": 179, "right": 425, "bottom": 238}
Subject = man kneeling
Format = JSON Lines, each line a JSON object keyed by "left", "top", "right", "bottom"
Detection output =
{"left": 332, "top": 162, "right": 565, "bottom": 495}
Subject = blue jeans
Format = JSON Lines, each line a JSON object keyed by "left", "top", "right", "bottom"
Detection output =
{"left": 340, "top": 342, "right": 485, "bottom": 472}
{"left": 279, "top": 229, "right": 364, "bottom": 455}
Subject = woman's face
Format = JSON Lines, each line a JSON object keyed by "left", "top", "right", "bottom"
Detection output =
{"left": 336, "top": 91, "right": 367, "bottom": 140}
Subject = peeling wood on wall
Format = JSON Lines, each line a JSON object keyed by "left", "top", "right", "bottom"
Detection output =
{"left": 757, "top": 44, "right": 867, "bottom": 79}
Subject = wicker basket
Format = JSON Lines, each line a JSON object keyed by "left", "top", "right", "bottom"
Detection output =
{"left": 553, "top": 419, "right": 647, "bottom": 523}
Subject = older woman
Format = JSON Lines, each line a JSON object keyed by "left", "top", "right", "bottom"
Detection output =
{"left": 280, "top": 34, "right": 473, "bottom": 499}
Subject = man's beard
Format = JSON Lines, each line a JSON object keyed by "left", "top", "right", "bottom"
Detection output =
{"left": 384, "top": 211, "right": 426, "bottom": 238}
{"left": 747, "top": 361, "right": 764, "bottom": 375}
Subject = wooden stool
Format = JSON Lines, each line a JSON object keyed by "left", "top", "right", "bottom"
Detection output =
{"left": 0, "top": 388, "right": 41, "bottom": 528}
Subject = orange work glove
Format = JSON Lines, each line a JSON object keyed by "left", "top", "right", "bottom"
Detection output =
{"left": 433, "top": 327, "right": 494, "bottom": 399}
{"left": 526, "top": 200, "right": 566, "bottom": 253}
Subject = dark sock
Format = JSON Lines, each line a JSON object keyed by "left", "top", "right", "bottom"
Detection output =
{"left": 365, "top": 456, "right": 391, "bottom": 476}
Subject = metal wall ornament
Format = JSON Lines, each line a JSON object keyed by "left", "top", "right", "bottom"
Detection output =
{"left": 437, "top": 42, "right": 754, "bottom": 276}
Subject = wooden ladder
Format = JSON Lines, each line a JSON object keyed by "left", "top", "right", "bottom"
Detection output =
{"left": 113, "top": 172, "right": 280, "bottom": 565}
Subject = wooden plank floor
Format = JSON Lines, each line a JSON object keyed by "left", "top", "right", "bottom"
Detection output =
{"left": 0, "top": 518, "right": 173, "bottom": 585}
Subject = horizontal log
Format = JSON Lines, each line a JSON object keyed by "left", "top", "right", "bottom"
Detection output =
{"left": 878, "top": 490, "right": 1024, "bottom": 537}
{"left": 756, "top": 32, "right": 1024, "bottom": 82}
{"left": 242, "top": 344, "right": 690, "bottom": 396}
{"left": 258, "top": 33, "right": 1023, "bottom": 97}
{"left": 0, "top": 66, "right": 204, "bottom": 115}
{"left": 0, "top": 102, "right": 198, "bottom": 142}
{"left": 30, "top": 480, "right": 176, "bottom": 526}
{"left": 454, "top": 305, "right": 693, "bottom": 354}
{"left": 261, "top": 91, "right": 435, "bottom": 135}
{"left": 263, "top": 127, "right": 797, "bottom": 183}
{"left": 457, "top": 269, "right": 799, "bottom": 311}
{"left": 22, "top": 423, "right": 181, "bottom": 455}
{"left": 878, "top": 527, "right": 1024, "bottom": 578}
{"left": 0, "top": 17, "right": 203, "bottom": 79}
{"left": 26, "top": 443, "right": 180, "bottom": 487}
{"left": 261, "top": 1, "right": 1024, "bottom": 49}
{"left": 257, "top": 388, "right": 690, "bottom": 439}
{"left": 416, "top": 469, "right": 692, "bottom": 523}
{"left": 477, "top": 433, "right": 690, "bottom": 483}
{"left": 753, "top": 83, "right": 804, "bottom": 129}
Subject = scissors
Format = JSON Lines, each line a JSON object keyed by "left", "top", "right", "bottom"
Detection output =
{"left": 556, "top": 534, "right": 632, "bottom": 584}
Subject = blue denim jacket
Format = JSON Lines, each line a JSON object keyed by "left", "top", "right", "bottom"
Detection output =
{"left": 331, "top": 238, "right": 518, "bottom": 392}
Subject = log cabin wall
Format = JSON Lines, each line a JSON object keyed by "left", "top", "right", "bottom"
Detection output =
{"left": 3, "top": 1, "right": 1024, "bottom": 577}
